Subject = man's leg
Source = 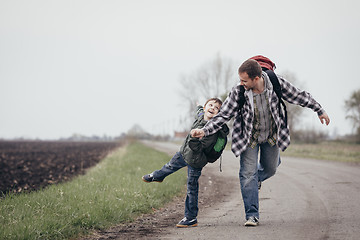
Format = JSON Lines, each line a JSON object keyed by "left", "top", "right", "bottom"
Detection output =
{"left": 239, "top": 145, "right": 260, "bottom": 220}
{"left": 258, "top": 143, "right": 280, "bottom": 183}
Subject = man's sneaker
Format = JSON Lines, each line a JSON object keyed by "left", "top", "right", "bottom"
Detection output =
{"left": 142, "top": 173, "right": 163, "bottom": 183}
{"left": 176, "top": 217, "right": 198, "bottom": 228}
{"left": 244, "top": 216, "right": 259, "bottom": 226}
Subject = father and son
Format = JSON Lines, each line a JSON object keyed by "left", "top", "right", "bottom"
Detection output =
{"left": 142, "top": 55, "right": 330, "bottom": 227}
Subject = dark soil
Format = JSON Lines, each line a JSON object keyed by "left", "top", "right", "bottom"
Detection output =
{"left": 0, "top": 140, "right": 122, "bottom": 195}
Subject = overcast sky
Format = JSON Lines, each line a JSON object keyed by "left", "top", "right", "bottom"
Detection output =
{"left": 1, "top": 0, "right": 359, "bottom": 139}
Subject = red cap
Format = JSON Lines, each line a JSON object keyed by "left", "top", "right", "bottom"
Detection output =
{"left": 250, "top": 55, "right": 276, "bottom": 71}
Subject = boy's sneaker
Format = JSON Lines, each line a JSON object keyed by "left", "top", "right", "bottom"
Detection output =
{"left": 244, "top": 216, "right": 259, "bottom": 226}
{"left": 176, "top": 217, "right": 198, "bottom": 228}
{"left": 142, "top": 173, "right": 163, "bottom": 183}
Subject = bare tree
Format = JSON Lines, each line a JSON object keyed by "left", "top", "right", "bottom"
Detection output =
{"left": 279, "top": 70, "right": 305, "bottom": 135}
{"left": 178, "top": 53, "right": 237, "bottom": 128}
{"left": 345, "top": 89, "right": 360, "bottom": 142}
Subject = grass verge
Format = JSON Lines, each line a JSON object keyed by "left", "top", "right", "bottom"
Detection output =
{"left": 282, "top": 141, "right": 360, "bottom": 162}
{"left": 0, "top": 142, "right": 187, "bottom": 240}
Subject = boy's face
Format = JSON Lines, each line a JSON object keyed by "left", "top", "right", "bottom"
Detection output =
{"left": 203, "top": 100, "right": 221, "bottom": 121}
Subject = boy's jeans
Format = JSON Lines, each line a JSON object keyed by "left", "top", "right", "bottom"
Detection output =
{"left": 239, "top": 142, "right": 281, "bottom": 219}
{"left": 152, "top": 152, "right": 202, "bottom": 219}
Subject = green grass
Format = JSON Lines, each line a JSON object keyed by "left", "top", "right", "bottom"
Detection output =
{"left": 0, "top": 142, "right": 187, "bottom": 240}
{"left": 282, "top": 141, "right": 360, "bottom": 162}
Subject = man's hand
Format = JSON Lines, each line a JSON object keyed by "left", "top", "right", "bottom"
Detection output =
{"left": 318, "top": 112, "right": 330, "bottom": 125}
{"left": 190, "top": 129, "right": 205, "bottom": 138}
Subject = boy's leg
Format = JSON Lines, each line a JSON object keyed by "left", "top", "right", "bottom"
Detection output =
{"left": 151, "top": 152, "right": 187, "bottom": 181}
{"left": 258, "top": 143, "right": 280, "bottom": 183}
{"left": 184, "top": 165, "right": 202, "bottom": 220}
{"left": 239, "top": 145, "right": 260, "bottom": 220}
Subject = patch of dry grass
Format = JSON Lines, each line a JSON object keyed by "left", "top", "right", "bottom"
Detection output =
{"left": 282, "top": 141, "right": 360, "bottom": 162}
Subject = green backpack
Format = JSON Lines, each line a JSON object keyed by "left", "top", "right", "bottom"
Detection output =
{"left": 204, "top": 125, "right": 229, "bottom": 163}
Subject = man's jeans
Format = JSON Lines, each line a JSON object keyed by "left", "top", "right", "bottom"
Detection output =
{"left": 239, "top": 142, "right": 281, "bottom": 219}
{"left": 152, "top": 152, "right": 202, "bottom": 219}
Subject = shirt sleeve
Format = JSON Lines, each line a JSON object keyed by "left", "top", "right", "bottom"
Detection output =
{"left": 278, "top": 76, "right": 325, "bottom": 116}
{"left": 202, "top": 84, "right": 240, "bottom": 136}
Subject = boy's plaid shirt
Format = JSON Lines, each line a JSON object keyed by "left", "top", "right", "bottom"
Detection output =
{"left": 203, "top": 72, "right": 325, "bottom": 157}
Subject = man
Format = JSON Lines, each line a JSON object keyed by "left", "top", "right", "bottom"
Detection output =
{"left": 190, "top": 56, "right": 330, "bottom": 226}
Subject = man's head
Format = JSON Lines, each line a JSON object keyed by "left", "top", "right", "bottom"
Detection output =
{"left": 203, "top": 98, "right": 222, "bottom": 121}
{"left": 238, "top": 59, "right": 262, "bottom": 90}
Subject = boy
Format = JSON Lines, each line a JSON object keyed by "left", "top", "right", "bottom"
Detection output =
{"left": 142, "top": 98, "right": 229, "bottom": 228}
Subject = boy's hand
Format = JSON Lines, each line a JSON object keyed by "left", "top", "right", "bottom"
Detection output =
{"left": 190, "top": 129, "right": 205, "bottom": 138}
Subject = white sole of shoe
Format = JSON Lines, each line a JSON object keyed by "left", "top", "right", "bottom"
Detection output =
{"left": 244, "top": 220, "right": 259, "bottom": 226}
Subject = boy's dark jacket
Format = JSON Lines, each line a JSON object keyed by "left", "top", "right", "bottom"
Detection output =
{"left": 180, "top": 106, "right": 229, "bottom": 169}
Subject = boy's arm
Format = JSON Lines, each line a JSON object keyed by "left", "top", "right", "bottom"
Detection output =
{"left": 188, "top": 133, "right": 217, "bottom": 152}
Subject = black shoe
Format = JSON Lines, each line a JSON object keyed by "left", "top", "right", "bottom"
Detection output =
{"left": 142, "top": 173, "right": 163, "bottom": 183}
{"left": 258, "top": 181, "right": 262, "bottom": 191}
{"left": 244, "top": 216, "right": 259, "bottom": 226}
{"left": 176, "top": 217, "right": 198, "bottom": 228}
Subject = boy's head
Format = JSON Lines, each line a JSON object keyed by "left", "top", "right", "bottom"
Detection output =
{"left": 203, "top": 98, "right": 223, "bottom": 121}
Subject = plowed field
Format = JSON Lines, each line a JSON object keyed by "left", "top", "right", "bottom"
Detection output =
{"left": 0, "top": 141, "right": 122, "bottom": 195}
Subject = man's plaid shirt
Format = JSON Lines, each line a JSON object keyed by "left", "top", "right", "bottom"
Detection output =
{"left": 202, "top": 72, "right": 325, "bottom": 157}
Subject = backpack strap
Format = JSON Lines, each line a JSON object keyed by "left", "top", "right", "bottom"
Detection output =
{"left": 237, "top": 85, "right": 246, "bottom": 110}
{"left": 219, "top": 155, "right": 222, "bottom": 172}
{"left": 237, "top": 70, "right": 288, "bottom": 126}
{"left": 265, "top": 70, "right": 288, "bottom": 126}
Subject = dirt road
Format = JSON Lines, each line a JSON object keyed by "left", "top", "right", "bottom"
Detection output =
{"left": 141, "top": 141, "right": 360, "bottom": 240}
{"left": 84, "top": 141, "right": 360, "bottom": 240}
